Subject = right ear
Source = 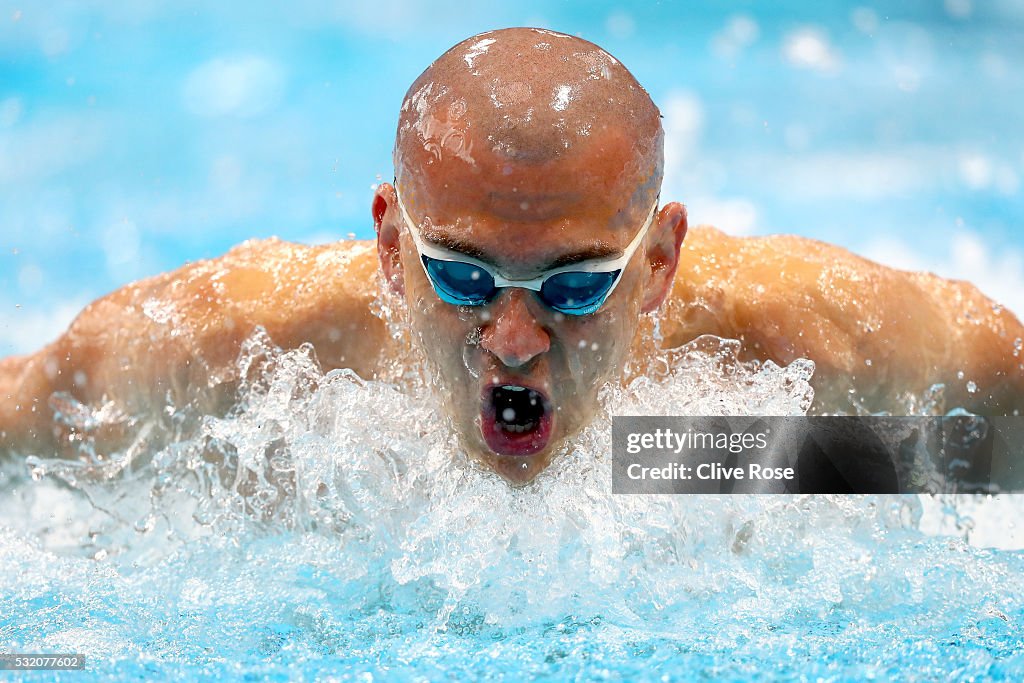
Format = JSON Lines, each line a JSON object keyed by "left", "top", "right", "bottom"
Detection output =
{"left": 372, "top": 182, "right": 405, "bottom": 297}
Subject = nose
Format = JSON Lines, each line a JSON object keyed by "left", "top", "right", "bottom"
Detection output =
{"left": 479, "top": 289, "right": 551, "bottom": 367}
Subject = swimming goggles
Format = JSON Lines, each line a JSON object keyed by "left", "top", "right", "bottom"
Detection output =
{"left": 395, "top": 190, "right": 658, "bottom": 316}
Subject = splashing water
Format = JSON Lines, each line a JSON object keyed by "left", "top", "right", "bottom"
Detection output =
{"left": 1, "top": 330, "right": 1023, "bottom": 680}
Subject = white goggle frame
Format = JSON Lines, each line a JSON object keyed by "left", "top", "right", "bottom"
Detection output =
{"left": 395, "top": 190, "right": 658, "bottom": 299}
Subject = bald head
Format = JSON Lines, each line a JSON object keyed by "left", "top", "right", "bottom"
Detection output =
{"left": 376, "top": 30, "right": 688, "bottom": 483}
{"left": 394, "top": 28, "right": 664, "bottom": 221}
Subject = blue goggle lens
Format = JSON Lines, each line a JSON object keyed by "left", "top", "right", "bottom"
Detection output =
{"left": 540, "top": 270, "right": 619, "bottom": 315}
{"left": 422, "top": 257, "right": 619, "bottom": 316}
{"left": 422, "top": 256, "right": 496, "bottom": 305}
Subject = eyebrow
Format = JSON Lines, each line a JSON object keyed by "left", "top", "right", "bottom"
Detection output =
{"left": 423, "top": 233, "right": 621, "bottom": 270}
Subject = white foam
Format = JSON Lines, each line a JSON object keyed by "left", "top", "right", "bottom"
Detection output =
{"left": 0, "top": 326, "right": 1019, "bottom": 651}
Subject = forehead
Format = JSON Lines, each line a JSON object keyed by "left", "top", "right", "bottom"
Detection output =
{"left": 400, "top": 131, "right": 658, "bottom": 271}
{"left": 404, "top": 187, "right": 650, "bottom": 274}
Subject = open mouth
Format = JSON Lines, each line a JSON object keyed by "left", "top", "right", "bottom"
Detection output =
{"left": 479, "top": 384, "right": 554, "bottom": 456}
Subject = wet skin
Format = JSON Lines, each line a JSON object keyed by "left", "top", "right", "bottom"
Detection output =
{"left": 373, "top": 178, "right": 685, "bottom": 483}
{"left": 2, "top": 28, "right": 1023, "bottom": 484}
{"left": 1, "top": 224, "right": 1023, "bottom": 484}
{"left": 375, "top": 28, "right": 682, "bottom": 482}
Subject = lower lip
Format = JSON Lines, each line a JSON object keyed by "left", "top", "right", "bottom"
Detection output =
{"left": 479, "top": 388, "right": 554, "bottom": 456}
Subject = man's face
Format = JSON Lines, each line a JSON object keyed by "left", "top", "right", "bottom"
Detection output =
{"left": 379, "top": 138, "right": 663, "bottom": 484}
{"left": 370, "top": 28, "right": 687, "bottom": 484}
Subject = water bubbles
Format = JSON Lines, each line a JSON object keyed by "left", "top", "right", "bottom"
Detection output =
{"left": 134, "top": 513, "right": 156, "bottom": 533}
{"left": 966, "top": 380, "right": 978, "bottom": 394}
{"left": 2, "top": 329, "right": 1022, "bottom": 677}
{"left": 501, "top": 408, "right": 516, "bottom": 422}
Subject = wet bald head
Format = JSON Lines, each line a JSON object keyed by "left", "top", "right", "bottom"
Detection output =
{"left": 394, "top": 28, "right": 663, "bottom": 224}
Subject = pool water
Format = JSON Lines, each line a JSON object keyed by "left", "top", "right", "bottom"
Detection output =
{"left": 1, "top": 331, "right": 1022, "bottom": 681}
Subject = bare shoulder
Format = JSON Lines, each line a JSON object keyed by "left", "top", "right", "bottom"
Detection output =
{"left": 61, "top": 237, "right": 384, "bottom": 372}
{"left": 661, "top": 226, "right": 1024, "bottom": 413}
{"left": 0, "top": 238, "right": 388, "bottom": 455}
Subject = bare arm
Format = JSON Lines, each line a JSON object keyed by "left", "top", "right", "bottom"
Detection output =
{"left": 4, "top": 227, "right": 1021, "bottom": 459}
{"left": 0, "top": 238, "right": 389, "bottom": 457}
{"left": 661, "top": 226, "right": 1024, "bottom": 415}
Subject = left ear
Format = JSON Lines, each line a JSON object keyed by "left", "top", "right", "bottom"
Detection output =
{"left": 641, "top": 202, "right": 688, "bottom": 313}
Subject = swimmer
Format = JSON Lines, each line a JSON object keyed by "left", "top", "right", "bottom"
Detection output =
{"left": 1, "top": 28, "right": 1022, "bottom": 484}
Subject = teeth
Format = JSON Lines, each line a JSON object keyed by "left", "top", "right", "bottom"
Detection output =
{"left": 501, "top": 422, "right": 537, "bottom": 434}
{"left": 501, "top": 385, "right": 527, "bottom": 391}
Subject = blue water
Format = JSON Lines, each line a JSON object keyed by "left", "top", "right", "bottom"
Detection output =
{"left": 2, "top": 332, "right": 1023, "bottom": 680}
{"left": 1, "top": 2, "right": 1023, "bottom": 679}
{"left": 1, "top": 1, "right": 1023, "bottom": 355}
